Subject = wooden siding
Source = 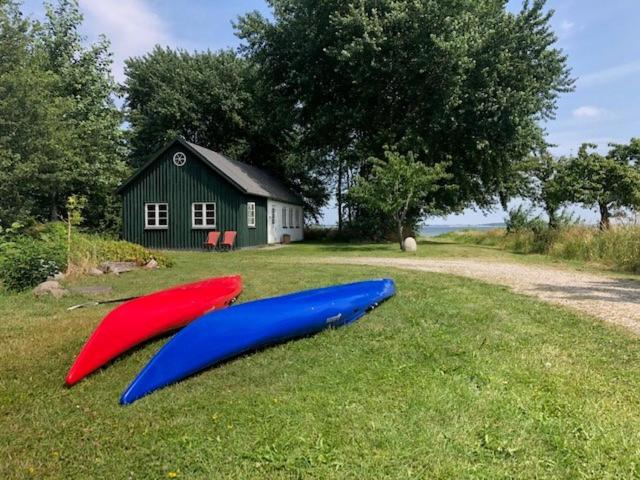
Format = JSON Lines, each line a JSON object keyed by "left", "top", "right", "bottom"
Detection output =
{"left": 121, "top": 143, "right": 267, "bottom": 249}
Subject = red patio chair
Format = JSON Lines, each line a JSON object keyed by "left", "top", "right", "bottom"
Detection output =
{"left": 203, "top": 231, "right": 220, "bottom": 250}
{"left": 220, "top": 231, "right": 237, "bottom": 251}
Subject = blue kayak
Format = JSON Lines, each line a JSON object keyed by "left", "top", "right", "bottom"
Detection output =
{"left": 120, "top": 279, "right": 396, "bottom": 405}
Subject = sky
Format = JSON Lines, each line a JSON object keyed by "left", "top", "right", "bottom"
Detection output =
{"left": 19, "top": 0, "right": 640, "bottom": 225}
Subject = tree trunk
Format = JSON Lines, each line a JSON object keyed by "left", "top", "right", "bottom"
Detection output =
{"left": 50, "top": 194, "right": 59, "bottom": 221}
{"left": 598, "top": 202, "right": 610, "bottom": 230}
{"left": 547, "top": 206, "right": 557, "bottom": 229}
{"left": 336, "top": 162, "right": 343, "bottom": 231}
{"left": 397, "top": 219, "right": 404, "bottom": 251}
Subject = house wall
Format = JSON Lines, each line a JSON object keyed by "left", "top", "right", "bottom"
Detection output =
{"left": 267, "top": 199, "right": 304, "bottom": 244}
{"left": 121, "top": 143, "right": 268, "bottom": 249}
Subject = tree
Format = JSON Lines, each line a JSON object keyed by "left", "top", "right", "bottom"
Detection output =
{"left": 236, "top": 0, "right": 573, "bottom": 222}
{"left": 565, "top": 142, "right": 640, "bottom": 230}
{"left": 524, "top": 151, "right": 570, "bottom": 228}
{"left": 347, "top": 148, "right": 451, "bottom": 250}
{"left": 39, "top": 0, "right": 128, "bottom": 231}
{"left": 0, "top": 0, "right": 127, "bottom": 232}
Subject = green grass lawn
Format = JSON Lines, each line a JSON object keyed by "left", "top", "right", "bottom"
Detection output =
{"left": 2, "top": 245, "right": 640, "bottom": 478}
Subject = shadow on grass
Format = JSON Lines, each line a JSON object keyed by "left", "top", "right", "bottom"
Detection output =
{"left": 532, "top": 279, "right": 640, "bottom": 304}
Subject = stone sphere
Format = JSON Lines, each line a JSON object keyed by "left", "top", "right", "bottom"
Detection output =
{"left": 403, "top": 236, "right": 417, "bottom": 252}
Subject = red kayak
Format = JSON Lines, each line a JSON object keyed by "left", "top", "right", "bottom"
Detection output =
{"left": 66, "top": 276, "right": 242, "bottom": 386}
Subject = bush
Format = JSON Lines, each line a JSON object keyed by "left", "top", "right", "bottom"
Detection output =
{"left": 70, "top": 235, "right": 173, "bottom": 271}
{"left": 0, "top": 236, "right": 66, "bottom": 291}
{"left": 505, "top": 205, "right": 545, "bottom": 233}
{"left": 439, "top": 223, "right": 640, "bottom": 273}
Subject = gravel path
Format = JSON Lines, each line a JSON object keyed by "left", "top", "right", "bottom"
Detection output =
{"left": 319, "top": 256, "right": 640, "bottom": 335}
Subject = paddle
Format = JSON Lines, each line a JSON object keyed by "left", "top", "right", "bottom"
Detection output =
{"left": 67, "top": 294, "right": 239, "bottom": 311}
{"left": 67, "top": 296, "right": 139, "bottom": 311}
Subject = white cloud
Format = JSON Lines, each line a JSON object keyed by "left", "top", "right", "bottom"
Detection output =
{"left": 560, "top": 20, "right": 575, "bottom": 34}
{"left": 577, "top": 60, "right": 640, "bottom": 88}
{"left": 79, "top": 0, "right": 175, "bottom": 82}
{"left": 571, "top": 105, "right": 608, "bottom": 119}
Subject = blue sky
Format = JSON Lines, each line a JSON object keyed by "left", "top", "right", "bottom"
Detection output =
{"left": 20, "top": 0, "right": 640, "bottom": 225}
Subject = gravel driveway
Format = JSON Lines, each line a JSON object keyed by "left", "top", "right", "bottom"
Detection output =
{"left": 319, "top": 256, "right": 640, "bottom": 335}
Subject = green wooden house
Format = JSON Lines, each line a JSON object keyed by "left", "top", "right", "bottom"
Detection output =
{"left": 117, "top": 138, "right": 304, "bottom": 249}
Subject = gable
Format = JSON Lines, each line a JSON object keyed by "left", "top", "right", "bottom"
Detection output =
{"left": 117, "top": 138, "right": 302, "bottom": 205}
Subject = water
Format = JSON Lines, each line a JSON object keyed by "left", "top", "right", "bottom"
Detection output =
{"left": 420, "top": 224, "right": 505, "bottom": 237}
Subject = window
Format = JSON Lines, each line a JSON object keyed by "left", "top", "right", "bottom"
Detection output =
{"left": 289, "top": 208, "right": 294, "bottom": 229}
{"left": 192, "top": 202, "right": 216, "bottom": 229}
{"left": 145, "top": 203, "right": 168, "bottom": 229}
{"left": 271, "top": 207, "right": 275, "bottom": 225}
{"left": 296, "top": 208, "right": 301, "bottom": 228}
{"left": 247, "top": 202, "right": 256, "bottom": 228}
{"left": 282, "top": 207, "right": 287, "bottom": 228}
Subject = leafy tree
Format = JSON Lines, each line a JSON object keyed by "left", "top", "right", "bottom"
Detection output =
{"left": 524, "top": 151, "right": 570, "bottom": 228}
{"left": 565, "top": 142, "right": 640, "bottom": 230}
{"left": 347, "top": 148, "right": 451, "bottom": 250}
{"left": 0, "top": 0, "right": 127, "bottom": 232}
{"left": 236, "top": 0, "right": 573, "bottom": 221}
{"left": 39, "top": 0, "right": 128, "bottom": 231}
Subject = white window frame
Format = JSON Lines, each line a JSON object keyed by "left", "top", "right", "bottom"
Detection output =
{"left": 247, "top": 202, "right": 256, "bottom": 228}
{"left": 145, "top": 203, "right": 168, "bottom": 230}
{"left": 296, "top": 208, "right": 301, "bottom": 228}
{"left": 289, "top": 208, "right": 294, "bottom": 230}
{"left": 282, "top": 206, "right": 287, "bottom": 228}
{"left": 192, "top": 202, "right": 216, "bottom": 229}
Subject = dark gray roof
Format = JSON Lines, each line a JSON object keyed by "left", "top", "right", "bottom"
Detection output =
{"left": 117, "top": 138, "right": 302, "bottom": 205}
{"left": 186, "top": 142, "right": 301, "bottom": 204}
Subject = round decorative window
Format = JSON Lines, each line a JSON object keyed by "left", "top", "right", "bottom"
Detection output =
{"left": 173, "top": 152, "right": 186, "bottom": 167}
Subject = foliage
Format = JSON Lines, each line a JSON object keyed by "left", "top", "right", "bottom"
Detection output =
{"left": 123, "top": 47, "right": 329, "bottom": 218}
{"left": 38, "top": 222, "right": 172, "bottom": 272}
{"left": 0, "top": 222, "right": 171, "bottom": 291}
{"left": 441, "top": 224, "right": 640, "bottom": 273}
{"left": 237, "top": 0, "right": 573, "bottom": 221}
{"left": 347, "top": 148, "right": 451, "bottom": 249}
{"left": 564, "top": 140, "right": 640, "bottom": 230}
{"left": 0, "top": 235, "right": 65, "bottom": 291}
{"left": 504, "top": 205, "right": 545, "bottom": 233}
{"left": 522, "top": 151, "right": 571, "bottom": 228}
{"left": 0, "top": 0, "right": 128, "bottom": 231}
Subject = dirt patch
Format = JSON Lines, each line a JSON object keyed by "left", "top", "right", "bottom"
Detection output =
{"left": 318, "top": 256, "right": 640, "bottom": 335}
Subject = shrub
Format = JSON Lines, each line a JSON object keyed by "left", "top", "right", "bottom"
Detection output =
{"left": 69, "top": 235, "right": 173, "bottom": 271}
{"left": 0, "top": 236, "right": 66, "bottom": 291}
{"left": 505, "top": 205, "right": 545, "bottom": 233}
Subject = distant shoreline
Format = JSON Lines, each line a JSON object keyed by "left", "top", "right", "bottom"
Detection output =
{"left": 420, "top": 224, "right": 505, "bottom": 237}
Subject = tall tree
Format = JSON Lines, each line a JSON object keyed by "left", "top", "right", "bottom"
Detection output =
{"left": 0, "top": 0, "right": 127, "bottom": 231}
{"left": 236, "top": 0, "right": 573, "bottom": 220}
{"left": 39, "top": 0, "right": 128, "bottom": 231}
{"left": 565, "top": 142, "right": 640, "bottom": 229}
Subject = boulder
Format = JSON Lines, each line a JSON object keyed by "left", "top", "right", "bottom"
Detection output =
{"left": 88, "top": 267, "right": 104, "bottom": 276}
{"left": 33, "top": 280, "right": 68, "bottom": 299}
{"left": 100, "top": 261, "right": 137, "bottom": 275}
{"left": 143, "top": 259, "right": 158, "bottom": 270}
{"left": 403, "top": 237, "right": 417, "bottom": 252}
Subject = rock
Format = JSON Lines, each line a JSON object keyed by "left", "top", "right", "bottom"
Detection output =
{"left": 143, "top": 259, "right": 158, "bottom": 270}
{"left": 403, "top": 237, "right": 417, "bottom": 252}
{"left": 88, "top": 267, "right": 104, "bottom": 276}
{"left": 70, "top": 285, "right": 113, "bottom": 296}
{"left": 100, "top": 261, "right": 137, "bottom": 275}
{"left": 33, "top": 280, "right": 68, "bottom": 299}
